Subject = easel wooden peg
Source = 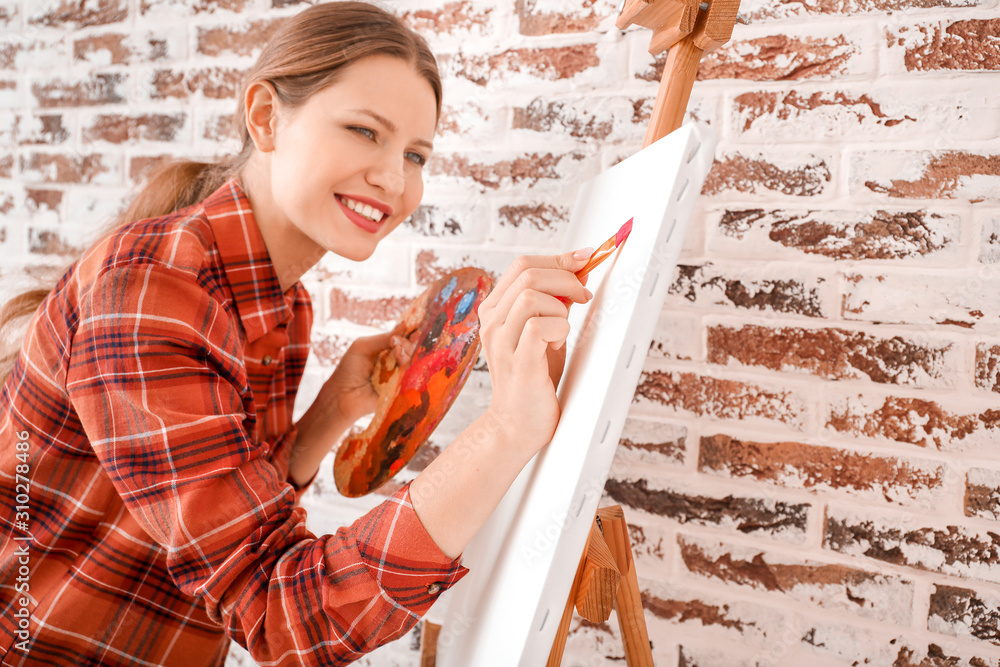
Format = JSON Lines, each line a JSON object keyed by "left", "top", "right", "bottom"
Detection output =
{"left": 546, "top": 506, "right": 653, "bottom": 667}
{"left": 618, "top": 0, "right": 746, "bottom": 146}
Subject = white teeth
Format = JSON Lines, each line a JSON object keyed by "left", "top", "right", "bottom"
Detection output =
{"left": 339, "top": 196, "right": 383, "bottom": 223}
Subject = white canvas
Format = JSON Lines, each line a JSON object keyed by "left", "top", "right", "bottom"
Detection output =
{"left": 435, "top": 122, "right": 717, "bottom": 666}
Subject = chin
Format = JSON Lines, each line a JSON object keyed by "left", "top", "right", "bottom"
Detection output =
{"left": 331, "top": 244, "right": 376, "bottom": 263}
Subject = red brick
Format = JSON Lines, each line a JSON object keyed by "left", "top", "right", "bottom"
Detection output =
{"left": 20, "top": 152, "right": 119, "bottom": 185}
{"left": 966, "top": 468, "right": 1000, "bottom": 521}
{"left": 201, "top": 113, "right": 238, "bottom": 142}
{"left": 27, "top": 227, "right": 83, "bottom": 256}
{"left": 640, "top": 34, "right": 865, "bottom": 82}
{"left": 977, "top": 343, "right": 1000, "bottom": 393}
{"left": 746, "top": 0, "right": 976, "bottom": 20}
{"left": 712, "top": 208, "right": 959, "bottom": 261}
{"left": 497, "top": 203, "right": 568, "bottom": 232}
{"left": 825, "top": 506, "right": 1000, "bottom": 583}
{"left": 605, "top": 476, "right": 809, "bottom": 540}
{"left": 702, "top": 153, "right": 831, "bottom": 197}
{"left": 428, "top": 151, "right": 589, "bottom": 192}
{"left": 643, "top": 588, "right": 786, "bottom": 644}
{"left": 128, "top": 155, "right": 172, "bottom": 182}
{"left": 74, "top": 32, "right": 169, "bottom": 65}
{"left": 402, "top": 205, "right": 464, "bottom": 238}
{"left": 699, "top": 434, "right": 945, "bottom": 506}
{"left": 512, "top": 98, "right": 614, "bottom": 141}
{"left": 442, "top": 44, "right": 600, "bottom": 86}
{"left": 17, "top": 114, "right": 70, "bottom": 145}
{"left": 82, "top": 113, "right": 186, "bottom": 144}
{"left": 827, "top": 393, "right": 1000, "bottom": 450}
{"left": 634, "top": 370, "right": 808, "bottom": 430}
{"left": 32, "top": 73, "right": 126, "bottom": 108}
{"left": 25, "top": 188, "right": 63, "bottom": 214}
{"left": 708, "top": 324, "right": 953, "bottom": 386}
{"left": 679, "top": 534, "right": 915, "bottom": 622}
{"left": 668, "top": 263, "right": 828, "bottom": 317}
{"left": 891, "top": 19, "right": 1000, "bottom": 72}
{"left": 150, "top": 67, "right": 246, "bottom": 100}
{"left": 327, "top": 287, "right": 413, "bottom": 328}
{"left": 733, "top": 89, "right": 917, "bottom": 136}
{"left": 401, "top": 1, "right": 494, "bottom": 35}
{"left": 855, "top": 150, "right": 1000, "bottom": 201}
{"left": 615, "top": 417, "right": 686, "bottom": 467}
{"left": 197, "top": 19, "right": 282, "bottom": 57}
{"left": 140, "top": 0, "right": 253, "bottom": 12}
{"left": 28, "top": 0, "right": 126, "bottom": 28}
{"left": 414, "top": 248, "right": 515, "bottom": 287}
{"left": 515, "top": 0, "right": 603, "bottom": 35}
{"left": 0, "top": 154, "right": 13, "bottom": 178}
{"left": 310, "top": 331, "right": 351, "bottom": 369}
{"left": 930, "top": 584, "right": 1000, "bottom": 646}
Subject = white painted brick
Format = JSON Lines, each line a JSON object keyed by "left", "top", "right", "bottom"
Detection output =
{"left": 843, "top": 269, "right": 1000, "bottom": 332}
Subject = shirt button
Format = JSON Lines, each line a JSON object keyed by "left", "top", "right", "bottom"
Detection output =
{"left": 262, "top": 355, "right": 272, "bottom": 366}
{"left": 426, "top": 583, "right": 442, "bottom": 595}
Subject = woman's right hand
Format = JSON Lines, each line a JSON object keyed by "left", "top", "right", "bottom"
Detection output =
{"left": 476, "top": 249, "right": 594, "bottom": 460}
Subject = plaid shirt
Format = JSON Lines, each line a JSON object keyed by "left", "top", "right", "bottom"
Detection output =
{"left": 0, "top": 179, "right": 467, "bottom": 666}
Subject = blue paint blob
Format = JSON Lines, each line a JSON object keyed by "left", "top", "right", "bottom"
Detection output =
{"left": 438, "top": 276, "right": 457, "bottom": 304}
{"left": 452, "top": 289, "right": 477, "bottom": 325}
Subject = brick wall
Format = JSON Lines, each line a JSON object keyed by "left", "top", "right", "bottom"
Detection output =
{"left": 2, "top": 0, "right": 999, "bottom": 665}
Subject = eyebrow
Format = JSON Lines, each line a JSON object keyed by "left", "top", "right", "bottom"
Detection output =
{"left": 350, "top": 108, "right": 434, "bottom": 152}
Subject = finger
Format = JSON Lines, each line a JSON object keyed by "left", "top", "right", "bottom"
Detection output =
{"left": 488, "top": 266, "right": 592, "bottom": 327}
{"left": 391, "top": 335, "right": 416, "bottom": 365}
{"left": 514, "top": 316, "right": 572, "bottom": 362}
{"left": 479, "top": 249, "right": 593, "bottom": 313}
{"left": 496, "top": 289, "right": 570, "bottom": 356}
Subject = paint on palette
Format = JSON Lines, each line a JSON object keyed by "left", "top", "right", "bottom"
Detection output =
{"left": 334, "top": 267, "right": 494, "bottom": 497}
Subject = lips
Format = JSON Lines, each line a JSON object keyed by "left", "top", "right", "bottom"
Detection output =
{"left": 335, "top": 194, "right": 388, "bottom": 234}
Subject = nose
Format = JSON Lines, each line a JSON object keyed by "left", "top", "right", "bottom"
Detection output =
{"left": 366, "top": 152, "right": 405, "bottom": 198}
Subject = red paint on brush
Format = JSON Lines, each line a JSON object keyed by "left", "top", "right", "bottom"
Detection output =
{"left": 575, "top": 217, "right": 634, "bottom": 279}
{"left": 615, "top": 217, "right": 633, "bottom": 247}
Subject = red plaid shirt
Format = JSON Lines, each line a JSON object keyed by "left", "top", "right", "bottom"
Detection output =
{"left": 0, "top": 179, "right": 467, "bottom": 666}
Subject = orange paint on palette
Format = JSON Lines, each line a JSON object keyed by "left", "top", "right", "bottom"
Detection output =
{"left": 334, "top": 267, "right": 494, "bottom": 497}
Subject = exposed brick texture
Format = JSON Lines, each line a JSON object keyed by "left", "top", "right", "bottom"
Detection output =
{"left": 711, "top": 207, "right": 961, "bottom": 261}
{"left": 6, "top": 2, "right": 1000, "bottom": 666}
{"left": 699, "top": 434, "right": 945, "bottom": 506}
{"left": 825, "top": 506, "right": 1000, "bottom": 583}
{"left": 707, "top": 324, "right": 954, "bottom": 386}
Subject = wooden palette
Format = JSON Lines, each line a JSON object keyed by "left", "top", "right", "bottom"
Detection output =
{"left": 334, "top": 267, "right": 494, "bottom": 497}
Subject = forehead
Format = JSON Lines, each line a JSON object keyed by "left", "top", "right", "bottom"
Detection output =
{"left": 312, "top": 55, "right": 438, "bottom": 136}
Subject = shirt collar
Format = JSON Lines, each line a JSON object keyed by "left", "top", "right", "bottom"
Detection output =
{"left": 202, "top": 178, "right": 295, "bottom": 342}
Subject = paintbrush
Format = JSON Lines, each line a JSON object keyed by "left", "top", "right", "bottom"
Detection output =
{"left": 575, "top": 217, "right": 633, "bottom": 279}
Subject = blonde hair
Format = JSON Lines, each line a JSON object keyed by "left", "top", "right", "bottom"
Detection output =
{"left": 0, "top": 1, "right": 441, "bottom": 385}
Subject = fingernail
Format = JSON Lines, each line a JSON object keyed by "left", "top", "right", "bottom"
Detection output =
{"left": 573, "top": 247, "right": 594, "bottom": 260}
{"left": 584, "top": 288, "right": 593, "bottom": 300}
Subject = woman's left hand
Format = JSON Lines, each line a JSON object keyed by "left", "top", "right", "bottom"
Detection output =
{"left": 316, "top": 323, "right": 416, "bottom": 426}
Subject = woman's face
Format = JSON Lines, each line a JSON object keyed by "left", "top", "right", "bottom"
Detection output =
{"left": 266, "top": 55, "right": 438, "bottom": 263}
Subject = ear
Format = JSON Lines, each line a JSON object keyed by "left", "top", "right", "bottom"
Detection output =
{"left": 244, "top": 80, "right": 281, "bottom": 153}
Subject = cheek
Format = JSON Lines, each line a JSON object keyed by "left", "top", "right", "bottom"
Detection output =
{"left": 404, "top": 173, "right": 424, "bottom": 215}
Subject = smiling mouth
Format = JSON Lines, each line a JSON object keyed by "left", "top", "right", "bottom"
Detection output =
{"left": 336, "top": 195, "right": 387, "bottom": 224}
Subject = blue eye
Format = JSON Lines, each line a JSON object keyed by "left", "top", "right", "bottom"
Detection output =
{"left": 406, "top": 151, "right": 427, "bottom": 167}
{"left": 350, "top": 126, "right": 376, "bottom": 140}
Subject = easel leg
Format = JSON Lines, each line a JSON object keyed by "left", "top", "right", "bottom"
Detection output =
{"left": 598, "top": 507, "right": 655, "bottom": 667}
{"left": 420, "top": 620, "right": 441, "bottom": 667}
{"left": 546, "top": 519, "right": 598, "bottom": 666}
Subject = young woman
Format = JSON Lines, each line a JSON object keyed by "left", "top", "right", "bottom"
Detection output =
{"left": 0, "top": 2, "right": 593, "bottom": 665}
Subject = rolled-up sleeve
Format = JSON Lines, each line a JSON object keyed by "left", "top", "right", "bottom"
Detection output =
{"left": 66, "top": 261, "right": 467, "bottom": 666}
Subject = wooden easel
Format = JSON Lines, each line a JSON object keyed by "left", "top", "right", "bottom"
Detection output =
{"left": 420, "top": 1, "right": 745, "bottom": 664}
